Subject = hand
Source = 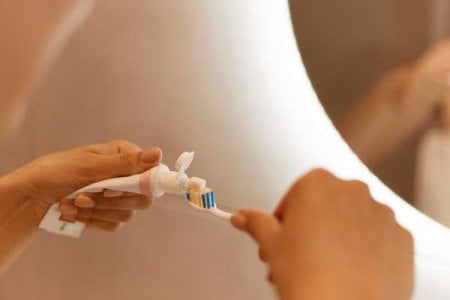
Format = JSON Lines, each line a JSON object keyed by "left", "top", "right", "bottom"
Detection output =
{"left": 5, "top": 140, "right": 161, "bottom": 231}
{"left": 231, "top": 169, "right": 414, "bottom": 300}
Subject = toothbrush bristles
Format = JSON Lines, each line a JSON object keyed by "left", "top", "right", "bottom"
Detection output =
{"left": 185, "top": 188, "right": 216, "bottom": 209}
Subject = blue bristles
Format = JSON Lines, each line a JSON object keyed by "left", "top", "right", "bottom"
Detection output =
{"left": 185, "top": 190, "right": 216, "bottom": 209}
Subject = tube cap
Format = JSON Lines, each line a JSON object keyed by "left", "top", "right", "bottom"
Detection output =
{"left": 175, "top": 152, "right": 194, "bottom": 173}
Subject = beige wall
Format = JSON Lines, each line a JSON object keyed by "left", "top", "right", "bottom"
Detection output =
{"left": 290, "top": 0, "right": 433, "bottom": 201}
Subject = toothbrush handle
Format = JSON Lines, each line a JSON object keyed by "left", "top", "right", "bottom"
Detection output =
{"left": 209, "top": 208, "right": 232, "bottom": 221}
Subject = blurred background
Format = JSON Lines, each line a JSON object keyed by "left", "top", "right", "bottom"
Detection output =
{"left": 290, "top": 0, "right": 449, "bottom": 202}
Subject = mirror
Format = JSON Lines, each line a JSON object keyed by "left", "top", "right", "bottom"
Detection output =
{"left": 291, "top": 0, "right": 450, "bottom": 227}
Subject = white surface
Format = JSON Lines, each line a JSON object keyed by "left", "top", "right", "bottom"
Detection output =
{"left": 0, "top": 1, "right": 449, "bottom": 299}
{"left": 416, "top": 129, "right": 450, "bottom": 227}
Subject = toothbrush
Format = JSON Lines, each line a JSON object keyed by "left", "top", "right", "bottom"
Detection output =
{"left": 39, "top": 152, "right": 232, "bottom": 238}
{"left": 185, "top": 188, "right": 232, "bottom": 220}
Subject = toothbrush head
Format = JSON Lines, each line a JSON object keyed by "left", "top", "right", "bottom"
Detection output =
{"left": 185, "top": 187, "right": 216, "bottom": 209}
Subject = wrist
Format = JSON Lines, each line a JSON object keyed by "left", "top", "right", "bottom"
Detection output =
{"left": 0, "top": 175, "right": 27, "bottom": 221}
{"left": 0, "top": 173, "right": 45, "bottom": 229}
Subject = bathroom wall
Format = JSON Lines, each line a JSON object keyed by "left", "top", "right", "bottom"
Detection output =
{"left": 290, "top": 0, "right": 433, "bottom": 201}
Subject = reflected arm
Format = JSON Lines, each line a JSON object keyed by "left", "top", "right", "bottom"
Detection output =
{"left": 338, "top": 65, "right": 436, "bottom": 166}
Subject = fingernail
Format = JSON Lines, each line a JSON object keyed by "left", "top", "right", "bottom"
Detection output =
{"left": 103, "top": 189, "right": 124, "bottom": 198}
{"left": 141, "top": 147, "right": 162, "bottom": 163}
{"left": 231, "top": 213, "right": 247, "bottom": 230}
{"left": 75, "top": 195, "right": 95, "bottom": 208}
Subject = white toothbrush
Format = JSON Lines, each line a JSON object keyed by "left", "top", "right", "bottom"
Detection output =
{"left": 184, "top": 187, "right": 232, "bottom": 220}
{"left": 39, "top": 152, "right": 232, "bottom": 238}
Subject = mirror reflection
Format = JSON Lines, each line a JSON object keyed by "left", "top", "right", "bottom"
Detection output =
{"left": 292, "top": 0, "right": 450, "bottom": 227}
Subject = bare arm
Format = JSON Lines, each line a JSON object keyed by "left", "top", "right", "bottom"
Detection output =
{"left": 0, "top": 179, "right": 38, "bottom": 275}
{"left": 0, "top": 142, "right": 161, "bottom": 275}
{"left": 339, "top": 41, "right": 450, "bottom": 166}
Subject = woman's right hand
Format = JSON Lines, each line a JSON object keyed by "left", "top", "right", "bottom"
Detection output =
{"left": 2, "top": 140, "right": 161, "bottom": 231}
{"left": 232, "top": 169, "right": 414, "bottom": 300}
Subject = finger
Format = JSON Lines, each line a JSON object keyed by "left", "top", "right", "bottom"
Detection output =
{"left": 231, "top": 209, "right": 280, "bottom": 248}
{"left": 74, "top": 194, "right": 95, "bottom": 208}
{"left": 75, "top": 193, "right": 152, "bottom": 210}
{"left": 106, "top": 140, "right": 162, "bottom": 175}
{"left": 76, "top": 217, "right": 124, "bottom": 232}
{"left": 59, "top": 201, "right": 78, "bottom": 216}
{"left": 96, "top": 140, "right": 162, "bottom": 177}
{"left": 76, "top": 208, "right": 136, "bottom": 223}
{"left": 94, "top": 195, "right": 152, "bottom": 210}
{"left": 94, "top": 140, "right": 142, "bottom": 155}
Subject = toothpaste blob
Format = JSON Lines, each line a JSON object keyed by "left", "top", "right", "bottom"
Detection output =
{"left": 186, "top": 187, "right": 216, "bottom": 209}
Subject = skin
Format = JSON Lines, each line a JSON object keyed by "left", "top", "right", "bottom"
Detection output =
{"left": 0, "top": 0, "right": 164, "bottom": 274}
{"left": 0, "top": 1, "right": 414, "bottom": 298}
{"left": 0, "top": 141, "right": 161, "bottom": 274}
{"left": 340, "top": 40, "right": 450, "bottom": 166}
{"left": 232, "top": 169, "right": 414, "bottom": 300}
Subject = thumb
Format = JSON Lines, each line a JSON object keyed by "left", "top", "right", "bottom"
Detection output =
{"left": 232, "top": 209, "right": 280, "bottom": 249}
{"left": 99, "top": 145, "right": 162, "bottom": 178}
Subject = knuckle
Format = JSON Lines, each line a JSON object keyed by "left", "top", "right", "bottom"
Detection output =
{"left": 375, "top": 203, "right": 396, "bottom": 221}
{"left": 305, "top": 168, "right": 333, "bottom": 180}
{"left": 107, "top": 139, "right": 129, "bottom": 148}
{"left": 107, "top": 139, "right": 140, "bottom": 154}
{"left": 119, "top": 152, "right": 133, "bottom": 168}
{"left": 346, "top": 180, "right": 370, "bottom": 194}
{"left": 292, "top": 168, "right": 331, "bottom": 191}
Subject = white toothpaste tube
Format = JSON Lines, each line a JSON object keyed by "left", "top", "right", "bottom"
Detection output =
{"left": 39, "top": 152, "right": 207, "bottom": 238}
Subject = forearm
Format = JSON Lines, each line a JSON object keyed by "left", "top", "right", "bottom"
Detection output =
{"left": 0, "top": 178, "right": 38, "bottom": 275}
{"left": 338, "top": 65, "right": 434, "bottom": 166}
{"left": 0, "top": 195, "right": 39, "bottom": 275}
